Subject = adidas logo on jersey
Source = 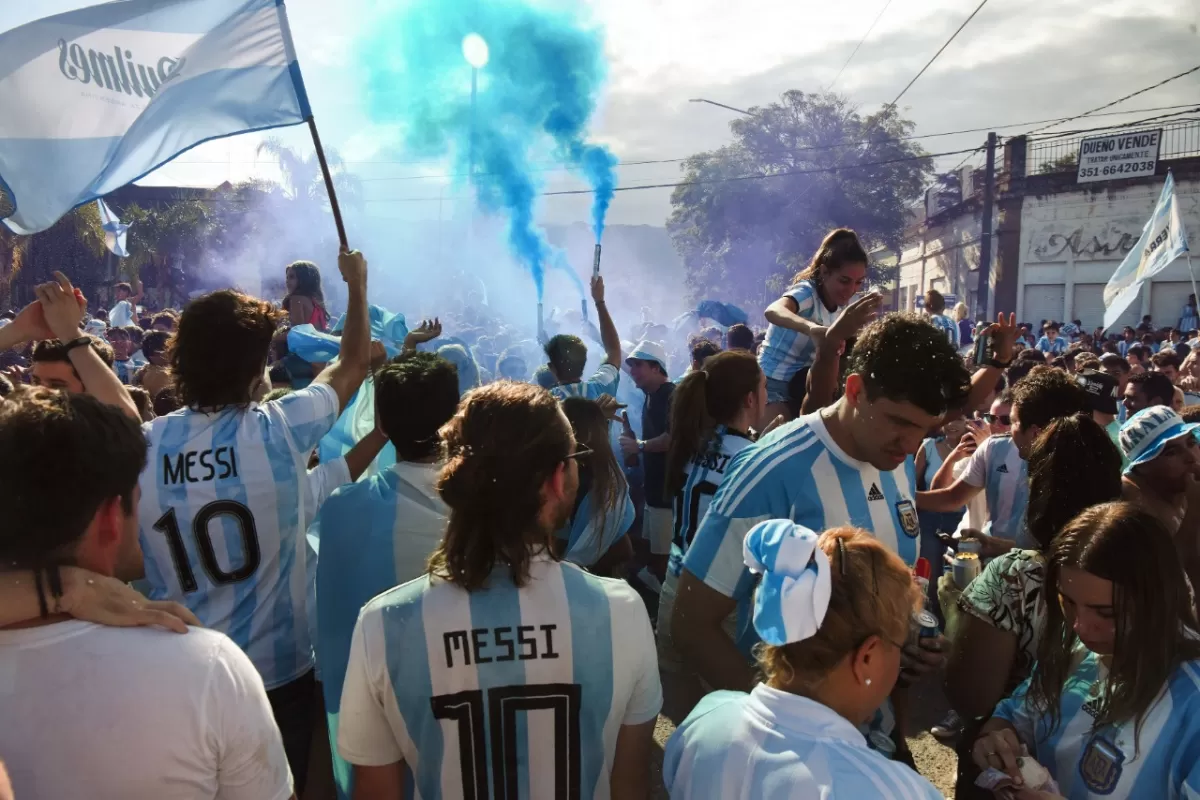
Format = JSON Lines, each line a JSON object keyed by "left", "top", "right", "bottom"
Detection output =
{"left": 997, "top": 464, "right": 1009, "bottom": 473}
{"left": 867, "top": 483, "right": 885, "bottom": 501}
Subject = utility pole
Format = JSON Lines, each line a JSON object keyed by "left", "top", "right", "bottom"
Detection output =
{"left": 977, "top": 132, "right": 997, "bottom": 319}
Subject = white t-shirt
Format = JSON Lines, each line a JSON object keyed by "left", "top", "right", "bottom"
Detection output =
{"left": 108, "top": 299, "right": 136, "bottom": 329}
{"left": 337, "top": 553, "right": 662, "bottom": 798}
{"left": 0, "top": 621, "right": 292, "bottom": 800}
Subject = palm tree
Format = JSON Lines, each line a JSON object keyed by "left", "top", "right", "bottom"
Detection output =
{"left": 256, "top": 137, "right": 362, "bottom": 212}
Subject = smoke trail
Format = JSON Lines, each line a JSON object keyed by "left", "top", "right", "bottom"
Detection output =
{"left": 357, "top": 0, "right": 614, "bottom": 300}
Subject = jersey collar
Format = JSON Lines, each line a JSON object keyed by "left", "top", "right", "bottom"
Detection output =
{"left": 746, "top": 684, "right": 869, "bottom": 749}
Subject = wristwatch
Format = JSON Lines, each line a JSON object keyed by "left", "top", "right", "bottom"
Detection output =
{"left": 637, "top": 440, "right": 645, "bottom": 454}
{"left": 61, "top": 336, "right": 93, "bottom": 353}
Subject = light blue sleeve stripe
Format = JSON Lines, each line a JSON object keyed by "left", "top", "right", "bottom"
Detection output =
{"left": 563, "top": 568, "right": 615, "bottom": 797}
{"left": 380, "top": 583, "right": 441, "bottom": 798}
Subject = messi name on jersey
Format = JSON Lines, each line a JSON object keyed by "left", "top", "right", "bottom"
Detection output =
{"left": 443, "top": 623, "right": 561, "bottom": 668}
{"left": 161, "top": 446, "right": 239, "bottom": 485}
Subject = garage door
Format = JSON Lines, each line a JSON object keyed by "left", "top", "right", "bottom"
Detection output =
{"left": 1150, "top": 281, "right": 1195, "bottom": 330}
{"left": 1022, "top": 284, "right": 1066, "bottom": 327}
{"left": 1075, "top": 283, "right": 1138, "bottom": 333}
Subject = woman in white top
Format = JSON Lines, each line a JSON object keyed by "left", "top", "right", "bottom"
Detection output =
{"left": 664, "top": 520, "right": 943, "bottom": 798}
{"left": 758, "top": 229, "right": 869, "bottom": 421}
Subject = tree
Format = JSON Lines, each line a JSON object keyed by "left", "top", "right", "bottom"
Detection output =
{"left": 668, "top": 91, "right": 933, "bottom": 312}
{"left": 1037, "top": 154, "right": 1078, "bottom": 174}
{"left": 256, "top": 137, "right": 362, "bottom": 216}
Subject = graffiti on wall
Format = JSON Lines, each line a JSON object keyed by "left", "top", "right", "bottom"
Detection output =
{"left": 1029, "top": 220, "right": 1140, "bottom": 261}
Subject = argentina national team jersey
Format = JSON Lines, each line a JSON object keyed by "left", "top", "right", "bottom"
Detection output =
{"left": 669, "top": 427, "right": 754, "bottom": 578}
{"left": 961, "top": 435, "right": 1030, "bottom": 546}
{"left": 549, "top": 363, "right": 620, "bottom": 401}
{"left": 664, "top": 686, "right": 942, "bottom": 799}
{"left": 757, "top": 280, "right": 839, "bottom": 382}
{"left": 1036, "top": 335, "right": 1067, "bottom": 355}
{"left": 929, "top": 313, "right": 960, "bottom": 347}
{"left": 558, "top": 488, "right": 635, "bottom": 568}
{"left": 138, "top": 383, "right": 340, "bottom": 689}
{"left": 684, "top": 412, "right": 920, "bottom": 624}
{"left": 312, "top": 461, "right": 448, "bottom": 800}
{"left": 336, "top": 553, "right": 662, "bottom": 799}
{"left": 994, "top": 644, "right": 1200, "bottom": 798}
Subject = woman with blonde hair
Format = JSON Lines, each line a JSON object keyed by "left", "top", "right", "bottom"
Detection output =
{"left": 664, "top": 521, "right": 941, "bottom": 797}
{"left": 954, "top": 301, "right": 973, "bottom": 346}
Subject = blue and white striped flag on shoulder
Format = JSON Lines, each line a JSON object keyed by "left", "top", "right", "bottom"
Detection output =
{"left": 0, "top": 0, "right": 312, "bottom": 235}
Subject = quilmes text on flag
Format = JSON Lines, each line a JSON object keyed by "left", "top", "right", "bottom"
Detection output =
{"left": 56, "top": 40, "right": 185, "bottom": 99}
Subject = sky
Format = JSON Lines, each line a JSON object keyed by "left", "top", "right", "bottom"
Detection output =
{"left": 5, "top": 0, "right": 1200, "bottom": 229}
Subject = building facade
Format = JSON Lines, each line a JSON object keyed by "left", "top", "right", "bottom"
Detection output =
{"left": 894, "top": 120, "right": 1200, "bottom": 332}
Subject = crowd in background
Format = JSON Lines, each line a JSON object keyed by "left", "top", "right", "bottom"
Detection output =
{"left": 0, "top": 227, "right": 1199, "bottom": 799}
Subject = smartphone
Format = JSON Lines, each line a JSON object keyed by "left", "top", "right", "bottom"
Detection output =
{"left": 973, "top": 331, "right": 992, "bottom": 366}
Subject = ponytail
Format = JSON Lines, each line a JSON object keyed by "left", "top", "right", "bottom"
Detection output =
{"left": 793, "top": 228, "right": 868, "bottom": 287}
{"left": 665, "top": 350, "right": 763, "bottom": 498}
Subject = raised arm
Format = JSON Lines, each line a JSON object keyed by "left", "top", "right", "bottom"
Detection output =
{"left": 800, "top": 293, "right": 881, "bottom": 414}
{"left": 313, "top": 250, "right": 370, "bottom": 412}
{"left": 128, "top": 270, "right": 144, "bottom": 305}
{"left": 591, "top": 275, "right": 622, "bottom": 367}
{"left": 41, "top": 273, "right": 139, "bottom": 421}
{"left": 947, "top": 313, "right": 1018, "bottom": 423}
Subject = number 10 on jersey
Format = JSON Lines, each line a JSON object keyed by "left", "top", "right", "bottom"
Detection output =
{"left": 431, "top": 683, "right": 582, "bottom": 799}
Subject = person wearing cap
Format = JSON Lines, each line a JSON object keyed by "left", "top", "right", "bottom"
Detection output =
{"left": 663, "top": 521, "right": 940, "bottom": 798}
{"left": 619, "top": 340, "right": 675, "bottom": 590}
{"left": 1076, "top": 368, "right": 1126, "bottom": 465}
{"left": 1119, "top": 407, "right": 1200, "bottom": 583}
{"left": 543, "top": 275, "right": 623, "bottom": 402}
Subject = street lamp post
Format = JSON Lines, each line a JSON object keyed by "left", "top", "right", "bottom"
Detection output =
{"left": 688, "top": 97, "right": 760, "bottom": 118}
{"left": 462, "top": 33, "right": 489, "bottom": 182}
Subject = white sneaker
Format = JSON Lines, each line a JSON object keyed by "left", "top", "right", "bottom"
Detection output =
{"left": 636, "top": 567, "right": 663, "bottom": 594}
{"left": 930, "top": 710, "right": 964, "bottom": 740}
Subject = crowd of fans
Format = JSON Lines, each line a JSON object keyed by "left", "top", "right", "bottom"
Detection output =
{"left": 1, "top": 227, "right": 1199, "bottom": 799}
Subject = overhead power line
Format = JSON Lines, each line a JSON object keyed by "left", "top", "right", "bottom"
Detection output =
{"left": 363, "top": 146, "right": 979, "bottom": 203}
{"left": 827, "top": 0, "right": 895, "bottom": 91}
{"left": 1025, "top": 64, "right": 1200, "bottom": 136}
{"left": 888, "top": 0, "right": 990, "bottom": 108}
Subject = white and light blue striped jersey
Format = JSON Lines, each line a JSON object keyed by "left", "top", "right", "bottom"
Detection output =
{"left": 683, "top": 413, "right": 919, "bottom": 656}
{"left": 112, "top": 358, "right": 135, "bottom": 385}
{"left": 1119, "top": 340, "right": 1132, "bottom": 358}
{"left": 336, "top": 553, "right": 662, "bottom": 800}
{"left": 929, "top": 313, "right": 960, "bottom": 348}
{"left": 550, "top": 363, "right": 620, "bottom": 401}
{"left": 664, "top": 685, "right": 942, "bottom": 799}
{"left": 669, "top": 427, "right": 754, "bottom": 578}
{"left": 961, "top": 435, "right": 1031, "bottom": 546}
{"left": 994, "top": 645, "right": 1200, "bottom": 798}
{"left": 757, "top": 280, "right": 839, "bottom": 382}
{"left": 557, "top": 488, "right": 634, "bottom": 568}
{"left": 108, "top": 299, "right": 135, "bottom": 329}
{"left": 1061, "top": 322, "right": 1082, "bottom": 340}
{"left": 311, "top": 461, "right": 447, "bottom": 800}
{"left": 1036, "top": 335, "right": 1067, "bottom": 355}
{"left": 138, "top": 383, "right": 340, "bottom": 690}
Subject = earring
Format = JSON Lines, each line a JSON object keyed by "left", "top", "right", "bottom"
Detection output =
{"left": 865, "top": 679, "right": 872, "bottom": 686}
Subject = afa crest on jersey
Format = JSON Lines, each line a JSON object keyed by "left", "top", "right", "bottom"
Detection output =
{"left": 895, "top": 500, "right": 919, "bottom": 539}
{"left": 1079, "top": 735, "right": 1124, "bottom": 794}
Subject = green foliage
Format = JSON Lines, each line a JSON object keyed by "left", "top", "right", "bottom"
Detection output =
{"left": 1037, "top": 154, "right": 1079, "bottom": 174}
{"left": 668, "top": 91, "right": 933, "bottom": 311}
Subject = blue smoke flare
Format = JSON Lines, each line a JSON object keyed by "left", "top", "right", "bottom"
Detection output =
{"left": 358, "top": 0, "right": 615, "bottom": 299}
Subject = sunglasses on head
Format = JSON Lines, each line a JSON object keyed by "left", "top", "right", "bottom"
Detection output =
{"left": 564, "top": 443, "right": 593, "bottom": 463}
{"left": 983, "top": 413, "right": 1011, "bottom": 425}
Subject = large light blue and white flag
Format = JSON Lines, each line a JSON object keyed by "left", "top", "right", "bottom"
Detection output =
{"left": 96, "top": 198, "right": 130, "bottom": 257}
{"left": 0, "top": 0, "right": 312, "bottom": 235}
{"left": 1103, "top": 172, "right": 1191, "bottom": 330}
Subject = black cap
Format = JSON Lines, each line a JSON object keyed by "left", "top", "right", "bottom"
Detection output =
{"left": 1076, "top": 369, "right": 1119, "bottom": 415}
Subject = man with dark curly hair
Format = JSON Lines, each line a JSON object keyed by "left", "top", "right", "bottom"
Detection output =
{"left": 137, "top": 249, "right": 372, "bottom": 792}
{"left": 671, "top": 311, "right": 1017, "bottom": 760}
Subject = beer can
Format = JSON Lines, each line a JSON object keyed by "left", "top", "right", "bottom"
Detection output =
{"left": 952, "top": 552, "right": 982, "bottom": 589}
{"left": 914, "top": 609, "right": 940, "bottom": 640}
{"left": 958, "top": 539, "right": 983, "bottom": 556}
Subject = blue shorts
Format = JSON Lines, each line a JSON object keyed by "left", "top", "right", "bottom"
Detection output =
{"left": 766, "top": 376, "right": 791, "bottom": 404}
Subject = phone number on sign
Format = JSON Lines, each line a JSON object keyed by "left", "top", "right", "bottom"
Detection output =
{"left": 1079, "top": 161, "right": 1156, "bottom": 178}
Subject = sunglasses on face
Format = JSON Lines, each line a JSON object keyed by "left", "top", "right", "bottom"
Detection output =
{"left": 983, "top": 413, "right": 1012, "bottom": 425}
